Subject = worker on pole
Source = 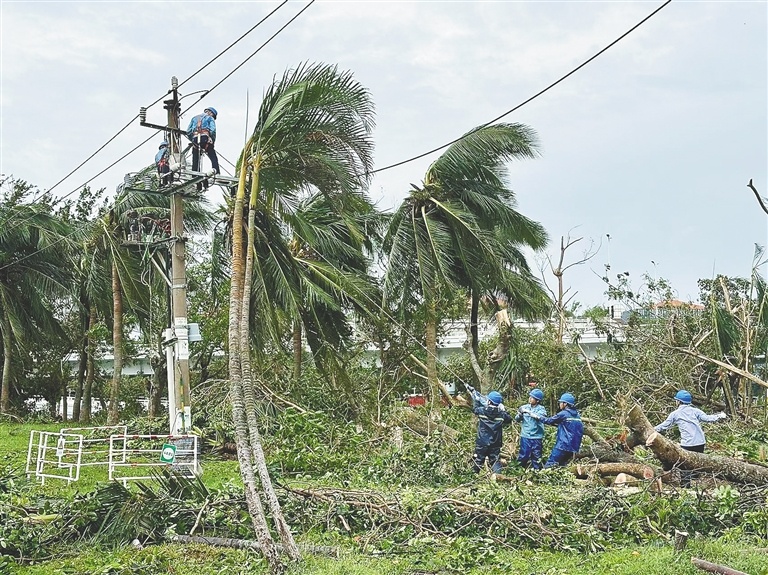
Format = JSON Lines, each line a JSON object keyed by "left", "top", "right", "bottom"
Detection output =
{"left": 186, "top": 107, "right": 220, "bottom": 188}
{"left": 155, "top": 141, "right": 171, "bottom": 186}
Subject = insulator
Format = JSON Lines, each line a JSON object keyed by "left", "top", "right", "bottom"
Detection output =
{"left": 171, "top": 76, "right": 178, "bottom": 90}
{"left": 139, "top": 107, "right": 147, "bottom": 123}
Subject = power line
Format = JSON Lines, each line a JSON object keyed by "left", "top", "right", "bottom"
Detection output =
{"left": 3, "top": 0, "right": 672, "bottom": 389}
{"left": 37, "top": 1, "right": 290, "bottom": 200}
{"left": 176, "top": 0, "right": 289, "bottom": 93}
{"left": 370, "top": 0, "right": 672, "bottom": 175}
{"left": 181, "top": 0, "right": 317, "bottom": 114}
{"left": 0, "top": 1, "right": 315, "bottom": 271}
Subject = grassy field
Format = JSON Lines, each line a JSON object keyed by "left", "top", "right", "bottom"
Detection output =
{"left": 2, "top": 421, "right": 767, "bottom": 575}
{"left": 9, "top": 539, "right": 768, "bottom": 575}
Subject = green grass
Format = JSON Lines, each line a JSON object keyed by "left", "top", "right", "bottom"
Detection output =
{"left": 8, "top": 540, "right": 768, "bottom": 575}
{"left": 3, "top": 421, "right": 767, "bottom": 575}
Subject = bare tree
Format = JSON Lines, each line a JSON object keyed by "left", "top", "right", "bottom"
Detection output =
{"left": 542, "top": 232, "right": 600, "bottom": 344}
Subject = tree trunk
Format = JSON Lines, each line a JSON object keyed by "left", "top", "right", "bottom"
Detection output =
{"left": 149, "top": 351, "right": 165, "bottom": 419}
{"left": 293, "top": 320, "right": 302, "bottom": 381}
{"left": 425, "top": 298, "right": 438, "bottom": 403}
{"left": 0, "top": 299, "right": 13, "bottom": 413}
{"left": 470, "top": 290, "right": 480, "bottom": 377}
{"left": 82, "top": 306, "right": 97, "bottom": 423}
{"left": 241, "top": 164, "right": 300, "bottom": 562}
{"left": 108, "top": 261, "right": 123, "bottom": 425}
{"left": 463, "top": 324, "right": 490, "bottom": 392}
{"left": 572, "top": 462, "right": 658, "bottom": 480}
{"left": 691, "top": 557, "right": 749, "bottom": 575}
{"left": 626, "top": 403, "right": 768, "bottom": 484}
{"left": 228, "top": 162, "right": 284, "bottom": 575}
{"left": 72, "top": 292, "right": 90, "bottom": 422}
{"left": 72, "top": 307, "right": 88, "bottom": 422}
{"left": 60, "top": 377, "right": 68, "bottom": 422}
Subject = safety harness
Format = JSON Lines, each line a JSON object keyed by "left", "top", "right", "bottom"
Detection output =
{"left": 193, "top": 116, "right": 212, "bottom": 150}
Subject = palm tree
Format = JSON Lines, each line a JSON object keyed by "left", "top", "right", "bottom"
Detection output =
{"left": 228, "top": 62, "right": 376, "bottom": 571}
{"left": 383, "top": 123, "right": 550, "bottom": 396}
{"left": 0, "top": 178, "right": 71, "bottom": 413}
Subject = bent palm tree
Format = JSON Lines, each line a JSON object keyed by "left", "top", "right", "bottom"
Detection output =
{"left": 383, "top": 123, "right": 550, "bottom": 396}
{"left": 228, "top": 63, "right": 376, "bottom": 572}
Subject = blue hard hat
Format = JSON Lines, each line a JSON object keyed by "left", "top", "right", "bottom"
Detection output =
{"left": 558, "top": 393, "right": 576, "bottom": 406}
{"left": 529, "top": 389, "right": 544, "bottom": 402}
{"left": 205, "top": 107, "right": 218, "bottom": 119}
{"left": 674, "top": 390, "right": 692, "bottom": 404}
{"left": 159, "top": 141, "right": 168, "bottom": 149}
{"left": 487, "top": 391, "right": 503, "bottom": 405}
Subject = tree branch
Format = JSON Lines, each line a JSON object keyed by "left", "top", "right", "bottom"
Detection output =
{"left": 747, "top": 178, "right": 768, "bottom": 216}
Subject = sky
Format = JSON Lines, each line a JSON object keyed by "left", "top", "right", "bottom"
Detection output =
{"left": 1, "top": 0, "right": 766, "bottom": 309}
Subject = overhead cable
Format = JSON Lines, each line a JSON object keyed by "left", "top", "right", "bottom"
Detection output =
{"left": 40, "top": 0, "right": 289, "bottom": 199}
{"left": 0, "top": 1, "right": 316, "bottom": 271}
{"left": 370, "top": 0, "right": 672, "bottom": 174}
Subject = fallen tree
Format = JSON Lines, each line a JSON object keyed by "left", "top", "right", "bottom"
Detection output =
{"left": 691, "top": 557, "right": 750, "bottom": 575}
{"left": 625, "top": 403, "right": 768, "bottom": 485}
{"left": 572, "top": 462, "right": 659, "bottom": 481}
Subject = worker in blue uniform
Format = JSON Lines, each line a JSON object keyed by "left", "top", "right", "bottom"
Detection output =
{"left": 186, "top": 107, "right": 220, "bottom": 186}
{"left": 155, "top": 141, "right": 171, "bottom": 185}
{"left": 515, "top": 388, "right": 547, "bottom": 469}
{"left": 467, "top": 386, "right": 513, "bottom": 473}
{"left": 533, "top": 392, "right": 584, "bottom": 468}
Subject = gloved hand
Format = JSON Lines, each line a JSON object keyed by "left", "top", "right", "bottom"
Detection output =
{"left": 716, "top": 412, "right": 727, "bottom": 420}
{"left": 529, "top": 412, "right": 542, "bottom": 420}
{"left": 497, "top": 403, "right": 505, "bottom": 412}
{"left": 518, "top": 406, "right": 526, "bottom": 415}
{"left": 465, "top": 384, "right": 476, "bottom": 394}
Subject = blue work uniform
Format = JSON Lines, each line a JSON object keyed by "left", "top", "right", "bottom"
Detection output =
{"left": 155, "top": 147, "right": 170, "bottom": 185}
{"left": 654, "top": 404, "right": 721, "bottom": 449}
{"left": 515, "top": 404, "right": 547, "bottom": 469}
{"left": 186, "top": 114, "right": 219, "bottom": 175}
{"left": 541, "top": 407, "right": 583, "bottom": 468}
{"left": 472, "top": 403, "right": 513, "bottom": 473}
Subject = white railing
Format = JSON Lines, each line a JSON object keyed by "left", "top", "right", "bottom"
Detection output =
{"left": 25, "top": 431, "right": 83, "bottom": 484}
{"left": 60, "top": 425, "right": 128, "bottom": 468}
{"left": 108, "top": 434, "right": 199, "bottom": 484}
{"left": 25, "top": 426, "right": 199, "bottom": 485}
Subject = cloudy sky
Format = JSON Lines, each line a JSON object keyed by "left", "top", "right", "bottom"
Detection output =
{"left": 2, "top": 0, "right": 766, "bottom": 307}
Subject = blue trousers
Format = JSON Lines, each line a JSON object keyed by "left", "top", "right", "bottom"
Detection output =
{"left": 517, "top": 437, "right": 543, "bottom": 470}
{"left": 544, "top": 447, "right": 575, "bottom": 468}
{"left": 473, "top": 444, "right": 503, "bottom": 473}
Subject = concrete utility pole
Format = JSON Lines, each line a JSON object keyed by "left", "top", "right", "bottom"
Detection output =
{"left": 165, "top": 77, "right": 192, "bottom": 433}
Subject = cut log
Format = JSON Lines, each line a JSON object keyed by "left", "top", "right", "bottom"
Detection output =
{"left": 674, "top": 529, "right": 688, "bottom": 552}
{"left": 626, "top": 404, "right": 768, "bottom": 485}
{"left": 691, "top": 557, "right": 749, "bottom": 575}
{"left": 572, "top": 462, "right": 658, "bottom": 480}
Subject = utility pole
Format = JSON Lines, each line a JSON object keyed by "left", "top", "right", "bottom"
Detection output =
{"left": 137, "top": 77, "right": 234, "bottom": 434}
{"left": 165, "top": 77, "right": 192, "bottom": 433}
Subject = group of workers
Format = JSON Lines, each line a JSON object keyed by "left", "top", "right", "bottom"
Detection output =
{"left": 468, "top": 385, "right": 584, "bottom": 472}
{"left": 154, "top": 107, "right": 220, "bottom": 188}
{"left": 469, "top": 385, "right": 726, "bottom": 475}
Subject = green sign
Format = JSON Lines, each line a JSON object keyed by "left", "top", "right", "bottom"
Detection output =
{"left": 160, "top": 443, "right": 177, "bottom": 464}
